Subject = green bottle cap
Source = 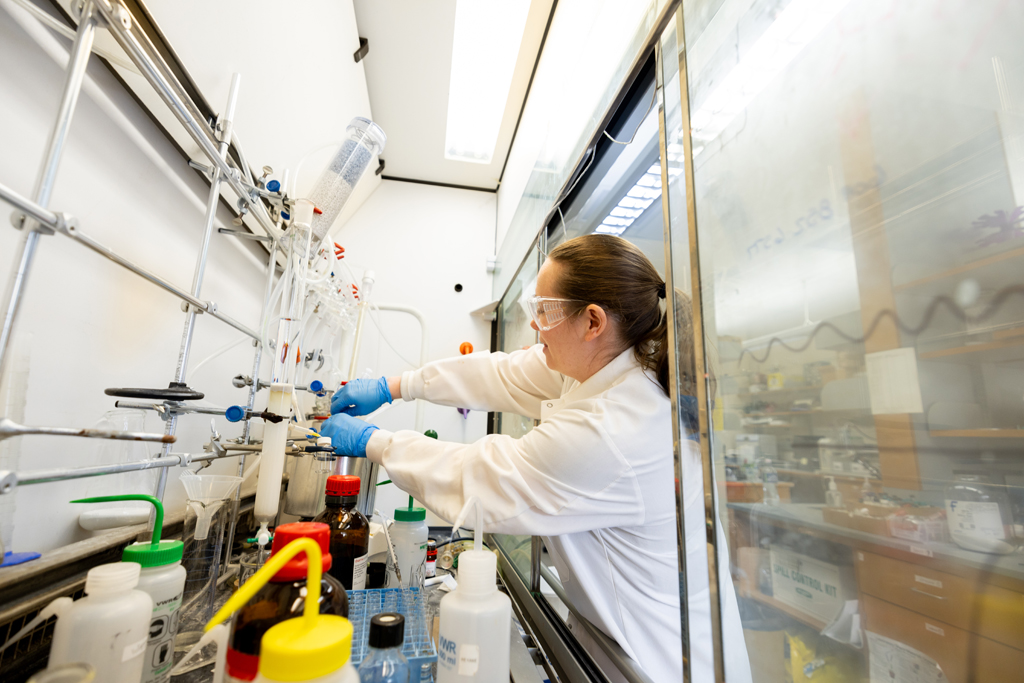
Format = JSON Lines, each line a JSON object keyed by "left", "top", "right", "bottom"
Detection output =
{"left": 394, "top": 506, "right": 426, "bottom": 522}
{"left": 72, "top": 494, "right": 184, "bottom": 566}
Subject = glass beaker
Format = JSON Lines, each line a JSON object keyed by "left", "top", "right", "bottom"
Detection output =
{"left": 283, "top": 452, "right": 331, "bottom": 519}
{"left": 174, "top": 472, "right": 242, "bottom": 671}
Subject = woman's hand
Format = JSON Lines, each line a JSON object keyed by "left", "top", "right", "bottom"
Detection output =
{"left": 320, "top": 414, "right": 379, "bottom": 458}
{"left": 330, "top": 377, "right": 392, "bottom": 416}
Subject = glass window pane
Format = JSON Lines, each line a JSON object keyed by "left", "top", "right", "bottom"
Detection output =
{"left": 677, "top": 0, "right": 1024, "bottom": 681}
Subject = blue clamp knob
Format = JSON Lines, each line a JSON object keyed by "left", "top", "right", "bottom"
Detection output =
{"left": 310, "top": 380, "right": 324, "bottom": 394}
{"left": 225, "top": 405, "right": 246, "bottom": 423}
{"left": 281, "top": 211, "right": 290, "bottom": 220}
{"left": 266, "top": 179, "right": 281, "bottom": 192}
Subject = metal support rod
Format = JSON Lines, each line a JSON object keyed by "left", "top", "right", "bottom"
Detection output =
{"left": 113, "top": 400, "right": 227, "bottom": 417}
{"left": 4, "top": 448, "right": 237, "bottom": 489}
{"left": 0, "top": 2, "right": 97, "bottom": 380}
{"left": 0, "top": 180, "right": 58, "bottom": 228}
{"left": 223, "top": 240, "right": 276, "bottom": 569}
{"left": 154, "top": 73, "right": 243, "bottom": 503}
{"left": 91, "top": 0, "right": 277, "bottom": 237}
{"left": 57, "top": 220, "right": 259, "bottom": 339}
{"left": 0, "top": 417, "right": 174, "bottom": 444}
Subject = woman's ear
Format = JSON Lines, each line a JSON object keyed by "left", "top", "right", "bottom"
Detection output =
{"left": 583, "top": 304, "right": 609, "bottom": 342}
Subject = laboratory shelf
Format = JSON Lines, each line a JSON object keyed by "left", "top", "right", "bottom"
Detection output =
{"left": 928, "top": 429, "right": 1024, "bottom": 438}
{"left": 892, "top": 244, "right": 1024, "bottom": 294}
{"left": 346, "top": 587, "right": 437, "bottom": 668}
{"left": 746, "top": 590, "right": 828, "bottom": 631}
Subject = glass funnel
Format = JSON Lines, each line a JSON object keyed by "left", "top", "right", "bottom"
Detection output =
{"left": 174, "top": 472, "right": 242, "bottom": 671}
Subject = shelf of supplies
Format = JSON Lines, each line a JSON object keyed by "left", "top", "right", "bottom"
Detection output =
{"left": 730, "top": 385, "right": 823, "bottom": 400}
{"left": 776, "top": 468, "right": 881, "bottom": 484}
{"left": 741, "top": 409, "right": 868, "bottom": 418}
{"left": 930, "top": 429, "right": 1024, "bottom": 438}
{"left": 747, "top": 590, "right": 827, "bottom": 630}
{"left": 893, "top": 244, "right": 1024, "bottom": 293}
{"left": 918, "top": 334, "right": 1024, "bottom": 363}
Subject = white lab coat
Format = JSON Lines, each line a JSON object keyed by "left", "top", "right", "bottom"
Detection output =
{"left": 366, "top": 345, "right": 750, "bottom": 683}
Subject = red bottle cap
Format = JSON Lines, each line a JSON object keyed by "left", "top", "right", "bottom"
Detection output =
{"left": 269, "top": 522, "right": 332, "bottom": 581}
{"left": 325, "top": 475, "right": 361, "bottom": 497}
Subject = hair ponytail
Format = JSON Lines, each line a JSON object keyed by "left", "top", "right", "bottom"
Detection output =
{"left": 547, "top": 234, "right": 673, "bottom": 396}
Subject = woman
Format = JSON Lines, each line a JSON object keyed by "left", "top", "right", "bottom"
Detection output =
{"left": 322, "top": 234, "right": 749, "bottom": 682}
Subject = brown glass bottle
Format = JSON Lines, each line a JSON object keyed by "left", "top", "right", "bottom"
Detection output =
{"left": 313, "top": 474, "right": 370, "bottom": 590}
{"left": 226, "top": 522, "right": 347, "bottom": 682}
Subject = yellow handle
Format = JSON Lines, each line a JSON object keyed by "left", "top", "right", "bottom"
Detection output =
{"left": 205, "top": 537, "right": 322, "bottom": 632}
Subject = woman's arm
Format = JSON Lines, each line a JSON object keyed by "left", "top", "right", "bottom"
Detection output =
{"left": 391, "top": 345, "right": 564, "bottom": 420}
{"left": 365, "top": 408, "right": 644, "bottom": 535}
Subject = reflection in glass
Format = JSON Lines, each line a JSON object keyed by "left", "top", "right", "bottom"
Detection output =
{"left": 676, "top": 0, "right": 1024, "bottom": 681}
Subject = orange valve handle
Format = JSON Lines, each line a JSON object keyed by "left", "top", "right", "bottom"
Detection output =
{"left": 459, "top": 342, "right": 473, "bottom": 355}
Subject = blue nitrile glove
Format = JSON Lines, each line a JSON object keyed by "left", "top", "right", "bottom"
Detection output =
{"left": 320, "top": 413, "right": 379, "bottom": 458}
{"left": 330, "top": 377, "right": 392, "bottom": 416}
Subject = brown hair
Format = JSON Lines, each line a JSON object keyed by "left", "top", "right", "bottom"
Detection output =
{"left": 547, "top": 234, "right": 669, "bottom": 395}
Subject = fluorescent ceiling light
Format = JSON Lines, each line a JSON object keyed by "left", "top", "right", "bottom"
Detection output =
{"left": 690, "top": 0, "right": 851, "bottom": 148}
{"left": 594, "top": 164, "right": 680, "bottom": 236}
{"left": 445, "top": 0, "right": 531, "bottom": 164}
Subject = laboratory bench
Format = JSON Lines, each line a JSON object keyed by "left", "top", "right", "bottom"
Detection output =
{"left": 729, "top": 502, "right": 1024, "bottom": 683}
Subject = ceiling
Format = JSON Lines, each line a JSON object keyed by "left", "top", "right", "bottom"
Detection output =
{"left": 352, "top": 0, "right": 555, "bottom": 191}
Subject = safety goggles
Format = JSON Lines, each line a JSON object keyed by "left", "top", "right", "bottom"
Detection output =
{"left": 525, "top": 296, "right": 590, "bottom": 331}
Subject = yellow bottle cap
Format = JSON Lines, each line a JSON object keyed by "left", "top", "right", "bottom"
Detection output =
{"left": 259, "top": 614, "right": 352, "bottom": 681}
{"left": 206, "top": 537, "right": 353, "bottom": 682}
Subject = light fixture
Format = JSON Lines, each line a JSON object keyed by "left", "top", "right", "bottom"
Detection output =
{"left": 445, "top": 0, "right": 531, "bottom": 164}
{"left": 594, "top": 163, "right": 680, "bottom": 235}
{"left": 690, "top": 0, "right": 851, "bottom": 149}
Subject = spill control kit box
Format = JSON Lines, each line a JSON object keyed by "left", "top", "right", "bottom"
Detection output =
{"left": 769, "top": 546, "right": 855, "bottom": 623}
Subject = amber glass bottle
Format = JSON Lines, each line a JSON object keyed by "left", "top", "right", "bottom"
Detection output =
{"left": 313, "top": 475, "right": 370, "bottom": 590}
{"left": 225, "top": 522, "right": 348, "bottom": 682}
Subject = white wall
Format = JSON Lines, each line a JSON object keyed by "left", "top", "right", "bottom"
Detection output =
{"left": 0, "top": 8, "right": 268, "bottom": 553}
{"left": 329, "top": 180, "right": 495, "bottom": 523}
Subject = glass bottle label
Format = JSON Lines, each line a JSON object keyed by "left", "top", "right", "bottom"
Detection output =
{"left": 352, "top": 554, "right": 368, "bottom": 590}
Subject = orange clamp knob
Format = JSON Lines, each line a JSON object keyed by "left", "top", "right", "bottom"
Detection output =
{"left": 459, "top": 342, "right": 473, "bottom": 355}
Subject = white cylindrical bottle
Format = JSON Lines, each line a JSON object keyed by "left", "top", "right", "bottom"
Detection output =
{"left": 436, "top": 550, "right": 511, "bottom": 682}
{"left": 126, "top": 543, "right": 187, "bottom": 683}
{"left": 49, "top": 562, "right": 153, "bottom": 683}
{"left": 388, "top": 503, "right": 428, "bottom": 588}
{"left": 72, "top": 493, "right": 187, "bottom": 683}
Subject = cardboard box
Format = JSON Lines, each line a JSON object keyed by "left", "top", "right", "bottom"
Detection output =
{"left": 726, "top": 481, "right": 794, "bottom": 504}
{"left": 822, "top": 506, "right": 891, "bottom": 536}
{"left": 769, "top": 546, "right": 856, "bottom": 624}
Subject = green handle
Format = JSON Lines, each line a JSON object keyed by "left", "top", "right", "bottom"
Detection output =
{"left": 72, "top": 494, "right": 164, "bottom": 548}
{"left": 424, "top": 429, "right": 438, "bottom": 439}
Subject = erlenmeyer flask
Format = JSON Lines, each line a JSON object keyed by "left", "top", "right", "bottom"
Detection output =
{"left": 174, "top": 472, "right": 241, "bottom": 672}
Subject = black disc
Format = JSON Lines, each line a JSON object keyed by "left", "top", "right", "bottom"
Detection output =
{"left": 105, "top": 382, "right": 204, "bottom": 401}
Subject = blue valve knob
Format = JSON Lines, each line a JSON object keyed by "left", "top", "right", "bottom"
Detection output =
{"left": 266, "top": 179, "right": 281, "bottom": 192}
{"left": 225, "top": 405, "right": 246, "bottom": 422}
{"left": 309, "top": 380, "right": 324, "bottom": 393}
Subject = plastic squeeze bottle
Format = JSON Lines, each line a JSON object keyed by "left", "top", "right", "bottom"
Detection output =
{"left": 73, "top": 494, "right": 186, "bottom": 683}
{"left": 207, "top": 537, "right": 359, "bottom": 683}
{"left": 6, "top": 563, "right": 154, "bottom": 683}
{"left": 388, "top": 497, "right": 428, "bottom": 588}
{"left": 314, "top": 475, "right": 370, "bottom": 589}
{"left": 436, "top": 497, "right": 511, "bottom": 682}
{"left": 226, "top": 522, "right": 348, "bottom": 682}
{"left": 357, "top": 613, "right": 411, "bottom": 683}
